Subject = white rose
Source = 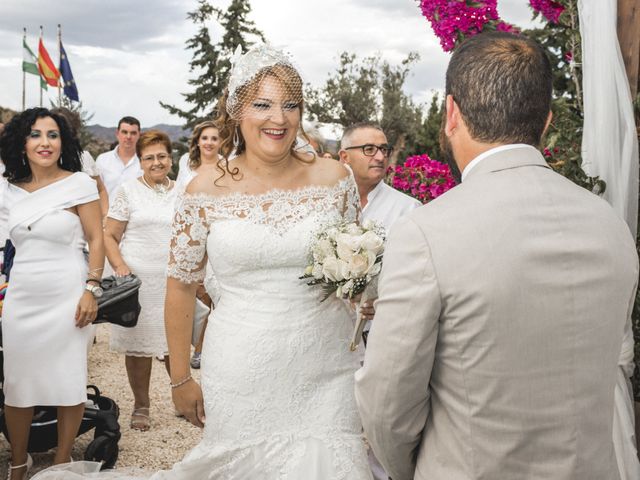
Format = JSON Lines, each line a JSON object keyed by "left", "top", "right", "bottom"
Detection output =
{"left": 337, "top": 233, "right": 363, "bottom": 253}
{"left": 336, "top": 241, "right": 353, "bottom": 261}
{"left": 361, "top": 230, "right": 384, "bottom": 255}
{"left": 318, "top": 238, "right": 335, "bottom": 258}
{"left": 312, "top": 263, "right": 324, "bottom": 279}
{"left": 346, "top": 223, "right": 362, "bottom": 235}
{"left": 362, "top": 219, "right": 376, "bottom": 230}
{"left": 336, "top": 259, "right": 350, "bottom": 280}
{"left": 349, "top": 253, "right": 373, "bottom": 277}
{"left": 322, "top": 256, "right": 343, "bottom": 282}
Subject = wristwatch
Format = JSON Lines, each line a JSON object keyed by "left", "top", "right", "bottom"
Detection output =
{"left": 85, "top": 282, "right": 104, "bottom": 298}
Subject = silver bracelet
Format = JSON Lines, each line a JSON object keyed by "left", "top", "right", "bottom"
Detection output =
{"left": 170, "top": 375, "right": 193, "bottom": 389}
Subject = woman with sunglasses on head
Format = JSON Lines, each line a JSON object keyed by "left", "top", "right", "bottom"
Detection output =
{"left": 0, "top": 108, "right": 104, "bottom": 479}
{"left": 103, "top": 130, "right": 177, "bottom": 432}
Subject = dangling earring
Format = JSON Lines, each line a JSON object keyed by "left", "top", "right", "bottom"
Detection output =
{"left": 22, "top": 153, "right": 27, "bottom": 166}
{"left": 232, "top": 128, "right": 240, "bottom": 149}
{"left": 58, "top": 156, "right": 63, "bottom": 166}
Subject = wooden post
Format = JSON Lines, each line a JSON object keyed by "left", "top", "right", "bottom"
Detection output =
{"left": 617, "top": 0, "right": 640, "bottom": 99}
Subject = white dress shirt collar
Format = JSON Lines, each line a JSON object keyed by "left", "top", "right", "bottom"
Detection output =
{"left": 114, "top": 146, "right": 138, "bottom": 167}
{"left": 461, "top": 144, "right": 534, "bottom": 182}
{"left": 363, "top": 180, "right": 385, "bottom": 213}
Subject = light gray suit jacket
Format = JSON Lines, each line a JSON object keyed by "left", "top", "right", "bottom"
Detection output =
{"left": 355, "top": 147, "right": 638, "bottom": 480}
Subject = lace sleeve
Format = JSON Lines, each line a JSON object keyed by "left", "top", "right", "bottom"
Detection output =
{"left": 107, "top": 184, "right": 130, "bottom": 221}
{"left": 167, "top": 194, "right": 211, "bottom": 284}
{"left": 341, "top": 171, "right": 362, "bottom": 223}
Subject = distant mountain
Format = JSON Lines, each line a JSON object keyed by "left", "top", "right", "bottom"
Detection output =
{"left": 87, "top": 123, "right": 190, "bottom": 143}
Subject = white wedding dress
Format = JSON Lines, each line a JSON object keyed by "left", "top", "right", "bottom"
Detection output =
{"left": 33, "top": 173, "right": 372, "bottom": 480}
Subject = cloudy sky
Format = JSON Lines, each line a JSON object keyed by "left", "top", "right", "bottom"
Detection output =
{"left": 0, "top": 0, "right": 541, "bottom": 127}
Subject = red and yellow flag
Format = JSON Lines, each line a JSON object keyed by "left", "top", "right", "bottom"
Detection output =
{"left": 38, "top": 38, "right": 60, "bottom": 87}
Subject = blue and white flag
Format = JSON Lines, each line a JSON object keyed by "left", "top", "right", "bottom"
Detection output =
{"left": 59, "top": 41, "right": 79, "bottom": 102}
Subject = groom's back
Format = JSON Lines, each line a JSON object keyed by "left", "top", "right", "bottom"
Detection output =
{"left": 410, "top": 148, "right": 636, "bottom": 479}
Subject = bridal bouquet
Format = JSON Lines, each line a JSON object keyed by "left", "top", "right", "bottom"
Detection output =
{"left": 301, "top": 220, "right": 385, "bottom": 301}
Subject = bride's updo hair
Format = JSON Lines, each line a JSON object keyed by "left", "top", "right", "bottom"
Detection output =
{"left": 214, "top": 47, "right": 313, "bottom": 184}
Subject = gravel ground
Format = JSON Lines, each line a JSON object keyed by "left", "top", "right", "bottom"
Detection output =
{"left": 0, "top": 324, "right": 203, "bottom": 478}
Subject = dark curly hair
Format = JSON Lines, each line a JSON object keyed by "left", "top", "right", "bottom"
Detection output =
{"left": 0, "top": 107, "right": 82, "bottom": 183}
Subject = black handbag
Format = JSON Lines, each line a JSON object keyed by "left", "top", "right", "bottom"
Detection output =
{"left": 1, "top": 239, "right": 15, "bottom": 281}
{"left": 94, "top": 274, "right": 142, "bottom": 328}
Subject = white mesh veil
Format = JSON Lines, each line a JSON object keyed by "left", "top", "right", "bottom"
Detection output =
{"left": 226, "top": 44, "right": 304, "bottom": 122}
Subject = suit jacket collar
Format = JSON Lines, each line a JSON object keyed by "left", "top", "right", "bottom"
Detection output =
{"left": 463, "top": 145, "right": 550, "bottom": 181}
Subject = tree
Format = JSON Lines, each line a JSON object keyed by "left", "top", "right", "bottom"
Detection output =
{"left": 160, "top": 0, "right": 264, "bottom": 131}
{"left": 407, "top": 93, "right": 444, "bottom": 161}
{"left": 213, "top": 0, "right": 265, "bottom": 86}
{"left": 379, "top": 53, "right": 423, "bottom": 162}
{"left": 306, "top": 52, "right": 380, "bottom": 127}
{"left": 306, "top": 52, "right": 423, "bottom": 163}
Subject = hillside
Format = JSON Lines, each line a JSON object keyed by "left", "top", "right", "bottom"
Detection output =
{"left": 87, "top": 123, "right": 190, "bottom": 143}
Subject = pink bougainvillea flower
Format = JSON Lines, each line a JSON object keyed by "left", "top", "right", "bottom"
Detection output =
{"left": 386, "top": 153, "right": 456, "bottom": 204}
{"left": 530, "top": 0, "right": 565, "bottom": 24}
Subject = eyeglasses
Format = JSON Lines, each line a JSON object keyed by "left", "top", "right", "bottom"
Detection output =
{"left": 343, "top": 144, "right": 393, "bottom": 157}
{"left": 141, "top": 153, "right": 171, "bottom": 162}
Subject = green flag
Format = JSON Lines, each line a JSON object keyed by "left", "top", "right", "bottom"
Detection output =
{"left": 23, "top": 37, "right": 46, "bottom": 89}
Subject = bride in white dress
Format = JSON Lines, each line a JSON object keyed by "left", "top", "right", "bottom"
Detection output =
{"left": 33, "top": 45, "right": 372, "bottom": 480}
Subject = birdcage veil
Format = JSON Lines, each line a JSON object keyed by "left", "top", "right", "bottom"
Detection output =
{"left": 225, "top": 44, "right": 304, "bottom": 121}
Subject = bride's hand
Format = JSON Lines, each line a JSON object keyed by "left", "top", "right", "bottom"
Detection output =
{"left": 172, "top": 379, "right": 206, "bottom": 428}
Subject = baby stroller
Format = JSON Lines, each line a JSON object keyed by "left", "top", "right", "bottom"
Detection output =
{"left": 0, "top": 321, "right": 122, "bottom": 469}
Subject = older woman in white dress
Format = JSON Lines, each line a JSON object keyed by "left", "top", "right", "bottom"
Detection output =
{"left": 103, "top": 130, "right": 178, "bottom": 432}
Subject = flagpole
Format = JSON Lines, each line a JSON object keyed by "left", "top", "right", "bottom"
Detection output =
{"left": 22, "top": 28, "right": 26, "bottom": 111}
{"left": 57, "top": 24, "right": 62, "bottom": 106}
{"left": 39, "top": 25, "right": 43, "bottom": 107}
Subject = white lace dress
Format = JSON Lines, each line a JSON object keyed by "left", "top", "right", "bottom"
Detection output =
{"left": 32, "top": 174, "right": 372, "bottom": 480}
{"left": 107, "top": 179, "right": 178, "bottom": 356}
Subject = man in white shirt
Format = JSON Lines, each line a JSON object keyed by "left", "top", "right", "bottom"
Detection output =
{"left": 96, "top": 116, "right": 142, "bottom": 201}
{"left": 339, "top": 123, "right": 421, "bottom": 229}
{"left": 339, "top": 122, "right": 420, "bottom": 480}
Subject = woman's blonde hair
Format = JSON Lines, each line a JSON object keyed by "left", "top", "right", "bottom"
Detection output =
{"left": 214, "top": 63, "right": 313, "bottom": 184}
{"left": 188, "top": 120, "right": 218, "bottom": 169}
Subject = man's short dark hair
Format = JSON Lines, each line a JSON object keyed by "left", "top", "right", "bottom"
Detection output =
{"left": 446, "top": 32, "right": 552, "bottom": 146}
{"left": 341, "top": 122, "right": 385, "bottom": 149}
{"left": 117, "top": 116, "right": 140, "bottom": 131}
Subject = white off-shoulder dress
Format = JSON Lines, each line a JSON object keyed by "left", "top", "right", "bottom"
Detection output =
{"left": 32, "top": 173, "right": 372, "bottom": 480}
{"left": 2, "top": 173, "right": 98, "bottom": 407}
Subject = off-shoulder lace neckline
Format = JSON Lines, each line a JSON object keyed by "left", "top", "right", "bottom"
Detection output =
{"left": 182, "top": 174, "right": 353, "bottom": 203}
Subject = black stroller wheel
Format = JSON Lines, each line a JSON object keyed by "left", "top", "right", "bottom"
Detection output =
{"left": 85, "top": 432, "right": 120, "bottom": 470}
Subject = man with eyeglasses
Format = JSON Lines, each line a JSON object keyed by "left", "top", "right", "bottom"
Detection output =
{"left": 339, "top": 122, "right": 420, "bottom": 228}
{"left": 339, "top": 122, "right": 420, "bottom": 480}
{"left": 96, "top": 116, "right": 143, "bottom": 203}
